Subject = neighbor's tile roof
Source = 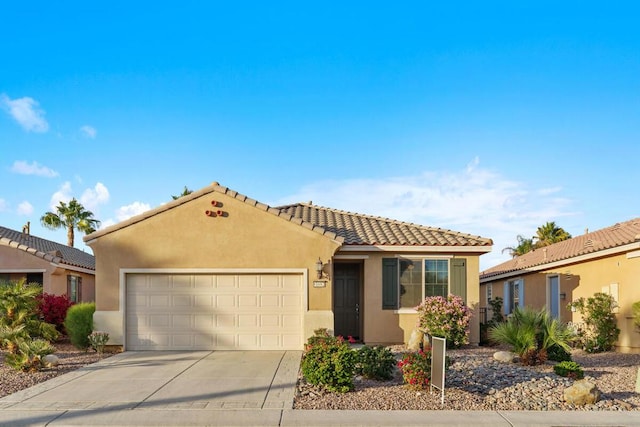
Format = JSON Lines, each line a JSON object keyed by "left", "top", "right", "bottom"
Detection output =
{"left": 480, "top": 218, "right": 640, "bottom": 280}
{"left": 276, "top": 203, "right": 493, "bottom": 247}
{"left": 0, "top": 226, "right": 95, "bottom": 271}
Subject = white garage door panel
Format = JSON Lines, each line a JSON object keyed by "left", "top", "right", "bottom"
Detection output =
{"left": 126, "top": 273, "right": 303, "bottom": 350}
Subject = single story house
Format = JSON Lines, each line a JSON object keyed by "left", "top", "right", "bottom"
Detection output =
{"left": 85, "top": 182, "right": 492, "bottom": 351}
{"left": 480, "top": 218, "right": 640, "bottom": 350}
{"left": 0, "top": 225, "right": 96, "bottom": 302}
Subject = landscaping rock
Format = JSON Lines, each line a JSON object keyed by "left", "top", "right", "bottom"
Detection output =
{"left": 42, "top": 354, "right": 59, "bottom": 367}
{"left": 563, "top": 379, "right": 600, "bottom": 405}
{"left": 493, "top": 351, "right": 516, "bottom": 363}
{"left": 407, "top": 329, "right": 424, "bottom": 351}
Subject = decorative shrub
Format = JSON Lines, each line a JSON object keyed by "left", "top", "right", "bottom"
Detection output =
{"left": 547, "top": 343, "right": 572, "bottom": 362}
{"left": 569, "top": 293, "right": 620, "bottom": 353}
{"left": 4, "top": 338, "right": 56, "bottom": 372}
{"left": 416, "top": 294, "right": 472, "bottom": 349}
{"left": 301, "top": 330, "right": 357, "bottom": 392}
{"left": 0, "top": 279, "right": 58, "bottom": 353}
{"left": 488, "top": 306, "right": 574, "bottom": 365}
{"left": 88, "top": 331, "right": 110, "bottom": 355}
{"left": 480, "top": 297, "right": 505, "bottom": 346}
{"left": 64, "top": 302, "right": 95, "bottom": 350}
{"left": 355, "top": 345, "right": 396, "bottom": 380}
{"left": 37, "top": 293, "right": 74, "bottom": 333}
{"left": 631, "top": 301, "right": 640, "bottom": 330}
{"left": 397, "top": 350, "right": 432, "bottom": 389}
{"left": 553, "top": 361, "right": 584, "bottom": 379}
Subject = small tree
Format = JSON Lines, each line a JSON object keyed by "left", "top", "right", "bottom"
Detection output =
{"left": 569, "top": 293, "right": 620, "bottom": 353}
{"left": 41, "top": 198, "right": 100, "bottom": 247}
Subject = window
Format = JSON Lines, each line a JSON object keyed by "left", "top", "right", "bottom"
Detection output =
{"left": 504, "top": 279, "right": 524, "bottom": 315}
{"left": 486, "top": 283, "right": 493, "bottom": 302}
{"left": 398, "top": 258, "right": 449, "bottom": 309}
{"left": 67, "top": 275, "right": 82, "bottom": 303}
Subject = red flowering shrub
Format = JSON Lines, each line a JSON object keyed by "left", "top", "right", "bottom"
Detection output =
{"left": 397, "top": 349, "right": 432, "bottom": 389}
{"left": 37, "top": 293, "right": 74, "bottom": 332}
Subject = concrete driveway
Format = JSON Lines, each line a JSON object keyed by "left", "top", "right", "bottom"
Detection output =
{"left": 0, "top": 350, "right": 301, "bottom": 426}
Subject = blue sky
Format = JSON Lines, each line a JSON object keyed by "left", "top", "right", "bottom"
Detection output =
{"left": 1, "top": 2, "right": 639, "bottom": 270}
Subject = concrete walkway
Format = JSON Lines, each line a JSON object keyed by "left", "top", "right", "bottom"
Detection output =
{"left": 0, "top": 350, "right": 638, "bottom": 426}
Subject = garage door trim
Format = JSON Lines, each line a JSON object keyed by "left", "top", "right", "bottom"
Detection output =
{"left": 120, "top": 268, "right": 309, "bottom": 350}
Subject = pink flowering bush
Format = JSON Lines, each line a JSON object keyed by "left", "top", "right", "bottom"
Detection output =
{"left": 416, "top": 294, "right": 471, "bottom": 348}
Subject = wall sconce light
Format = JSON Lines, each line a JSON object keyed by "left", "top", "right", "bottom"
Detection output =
{"left": 560, "top": 292, "right": 566, "bottom": 300}
{"left": 315, "top": 258, "right": 330, "bottom": 280}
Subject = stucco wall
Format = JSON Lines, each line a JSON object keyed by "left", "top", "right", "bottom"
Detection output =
{"left": 0, "top": 245, "right": 95, "bottom": 302}
{"left": 481, "top": 252, "right": 640, "bottom": 349}
{"left": 88, "top": 191, "right": 341, "bottom": 344}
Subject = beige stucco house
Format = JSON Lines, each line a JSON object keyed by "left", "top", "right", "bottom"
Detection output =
{"left": 0, "top": 225, "right": 96, "bottom": 302}
{"left": 85, "top": 182, "right": 492, "bottom": 351}
{"left": 480, "top": 218, "right": 640, "bottom": 351}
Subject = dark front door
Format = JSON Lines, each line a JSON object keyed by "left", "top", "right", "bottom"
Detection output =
{"left": 333, "top": 263, "right": 361, "bottom": 340}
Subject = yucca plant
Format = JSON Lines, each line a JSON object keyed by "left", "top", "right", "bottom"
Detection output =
{"left": 488, "top": 306, "right": 573, "bottom": 365}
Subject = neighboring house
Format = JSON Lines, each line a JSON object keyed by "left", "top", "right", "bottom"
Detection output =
{"left": 84, "top": 182, "right": 492, "bottom": 351}
{"left": 0, "top": 225, "right": 96, "bottom": 303}
{"left": 480, "top": 218, "right": 640, "bottom": 350}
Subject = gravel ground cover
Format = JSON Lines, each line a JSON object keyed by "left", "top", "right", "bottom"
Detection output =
{"left": 0, "top": 340, "right": 111, "bottom": 399}
{"left": 294, "top": 346, "right": 640, "bottom": 411}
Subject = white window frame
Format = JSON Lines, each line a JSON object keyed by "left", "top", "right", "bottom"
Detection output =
{"left": 486, "top": 283, "right": 493, "bottom": 302}
{"left": 398, "top": 257, "right": 450, "bottom": 310}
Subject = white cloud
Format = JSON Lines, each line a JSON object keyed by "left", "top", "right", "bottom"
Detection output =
{"left": 99, "top": 219, "right": 116, "bottom": 229}
{"left": 11, "top": 160, "right": 58, "bottom": 178}
{"left": 49, "top": 182, "right": 73, "bottom": 210}
{"left": 115, "top": 201, "right": 151, "bottom": 221}
{"left": 17, "top": 201, "right": 33, "bottom": 215}
{"left": 80, "top": 125, "right": 97, "bottom": 139}
{"left": 0, "top": 199, "right": 7, "bottom": 212}
{"left": 0, "top": 94, "right": 49, "bottom": 133}
{"left": 80, "top": 182, "right": 110, "bottom": 210}
{"left": 274, "top": 158, "right": 576, "bottom": 270}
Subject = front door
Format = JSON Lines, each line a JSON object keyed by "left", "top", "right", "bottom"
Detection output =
{"left": 333, "top": 263, "right": 361, "bottom": 340}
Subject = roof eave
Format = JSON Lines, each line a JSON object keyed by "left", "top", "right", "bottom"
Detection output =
{"left": 338, "top": 244, "right": 493, "bottom": 254}
{"left": 480, "top": 241, "right": 640, "bottom": 283}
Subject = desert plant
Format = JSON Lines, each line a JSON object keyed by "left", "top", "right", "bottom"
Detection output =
{"left": 37, "top": 293, "right": 74, "bottom": 333}
{"left": 488, "top": 306, "right": 573, "bottom": 365}
{"left": 397, "top": 350, "right": 432, "bottom": 389}
{"left": 632, "top": 301, "right": 640, "bottom": 330}
{"left": 88, "top": 331, "right": 110, "bottom": 355}
{"left": 4, "top": 338, "right": 56, "bottom": 372}
{"left": 547, "top": 343, "right": 572, "bottom": 362}
{"left": 64, "top": 302, "right": 95, "bottom": 350}
{"left": 553, "top": 361, "right": 584, "bottom": 379}
{"left": 569, "top": 293, "right": 620, "bottom": 353}
{"left": 416, "top": 294, "right": 472, "bottom": 349}
{"left": 355, "top": 345, "right": 396, "bottom": 380}
{"left": 0, "top": 280, "right": 58, "bottom": 353}
{"left": 301, "top": 330, "right": 357, "bottom": 392}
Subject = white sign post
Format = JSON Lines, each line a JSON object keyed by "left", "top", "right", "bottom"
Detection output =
{"left": 430, "top": 336, "right": 446, "bottom": 407}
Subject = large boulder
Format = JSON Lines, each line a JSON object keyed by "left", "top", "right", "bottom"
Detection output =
{"left": 564, "top": 379, "right": 600, "bottom": 405}
{"left": 407, "top": 329, "right": 424, "bottom": 351}
{"left": 493, "top": 351, "right": 516, "bottom": 363}
{"left": 42, "top": 354, "right": 59, "bottom": 367}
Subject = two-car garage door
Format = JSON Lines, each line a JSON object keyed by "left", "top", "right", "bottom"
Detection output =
{"left": 125, "top": 272, "right": 304, "bottom": 350}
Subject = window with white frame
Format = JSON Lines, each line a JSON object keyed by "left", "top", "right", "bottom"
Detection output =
{"left": 486, "top": 283, "right": 493, "bottom": 302}
{"left": 399, "top": 258, "right": 449, "bottom": 308}
{"left": 67, "top": 275, "right": 82, "bottom": 303}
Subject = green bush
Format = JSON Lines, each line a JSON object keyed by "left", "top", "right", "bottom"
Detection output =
{"left": 547, "top": 343, "right": 572, "bottom": 362}
{"left": 301, "top": 331, "right": 357, "bottom": 393}
{"left": 355, "top": 345, "right": 396, "bottom": 380}
{"left": 632, "top": 301, "right": 640, "bottom": 330}
{"left": 88, "top": 331, "right": 110, "bottom": 354}
{"left": 416, "top": 294, "right": 471, "bottom": 349}
{"left": 4, "top": 338, "right": 56, "bottom": 372}
{"left": 553, "top": 361, "right": 584, "bottom": 379}
{"left": 397, "top": 349, "right": 451, "bottom": 390}
{"left": 569, "top": 293, "right": 620, "bottom": 353}
{"left": 488, "top": 306, "right": 574, "bottom": 365}
{"left": 64, "top": 302, "right": 95, "bottom": 350}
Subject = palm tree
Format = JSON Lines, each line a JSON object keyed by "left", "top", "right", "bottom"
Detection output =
{"left": 533, "top": 221, "right": 571, "bottom": 249}
{"left": 171, "top": 186, "right": 193, "bottom": 200}
{"left": 41, "top": 198, "right": 100, "bottom": 247}
{"left": 502, "top": 235, "right": 534, "bottom": 258}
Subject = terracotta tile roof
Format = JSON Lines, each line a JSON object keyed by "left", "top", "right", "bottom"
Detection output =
{"left": 0, "top": 226, "right": 95, "bottom": 271}
{"left": 276, "top": 202, "right": 493, "bottom": 248}
{"left": 480, "top": 218, "right": 640, "bottom": 280}
{"left": 84, "top": 182, "right": 492, "bottom": 250}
